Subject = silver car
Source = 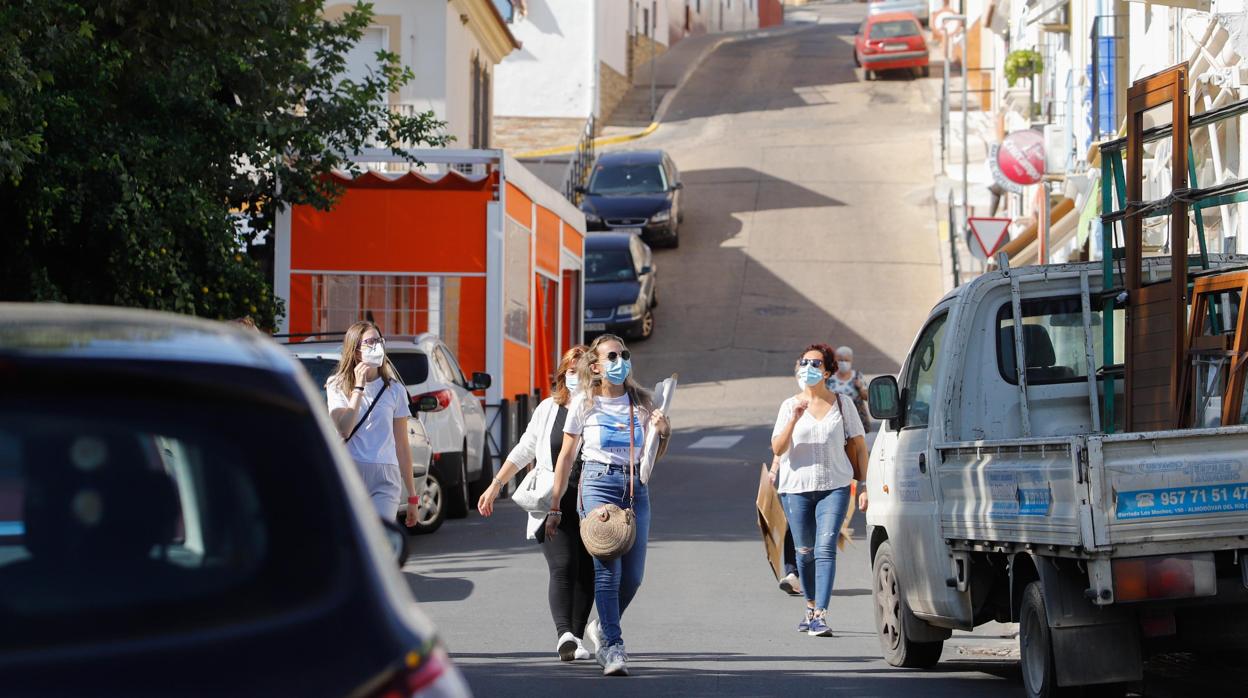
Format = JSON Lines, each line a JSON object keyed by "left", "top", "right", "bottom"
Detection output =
{"left": 868, "top": 0, "right": 930, "bottom": 24}
{"left": 285, "top": 347, "right": 445, "bottom": 535}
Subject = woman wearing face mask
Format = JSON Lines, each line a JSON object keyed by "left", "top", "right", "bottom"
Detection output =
{"left": 826, "top": 345, "right": 870, "bottom": 432}
{"left": 477, "top": 345, "right": 595, "bottom": 663}
{"left": 548, "top": 334, "right": 670, "bottom": 677}
{"left": 770, "top": 343, "right": 866, "bottom": 638}
{"left": 327, "top": 321, "right": 419, "bottom": 528}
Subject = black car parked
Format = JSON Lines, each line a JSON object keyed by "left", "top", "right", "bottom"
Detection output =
{"left": 578, "top": 150, "right": 683, "bottom": 248}
{"left": 0, "top": 304, "right": 470, "bottom": 697}
{"left": 584, "top": 233, "right": 658, "bottom": 340}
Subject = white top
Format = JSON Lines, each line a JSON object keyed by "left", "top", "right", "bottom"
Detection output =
{"left": 564, "top": 392, "right": 647, "bottom": 467}
{"left": 772, "top": 393, "right": 864, "bottom": 494}
{"left": 327, "top": 377, "right": 411, "bottom": 466}
{"left": 505, "top": 397, "right": 564, "bottom": 540}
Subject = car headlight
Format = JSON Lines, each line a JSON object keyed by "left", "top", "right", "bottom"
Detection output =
{"left": 616, "top": 302, "right": 644, "bottom": 320}
{"left": 582, "top": 210, "right": 601, "bottom": 223}
{"left": 649, "top": 209, "right": 671, "bottom": 224}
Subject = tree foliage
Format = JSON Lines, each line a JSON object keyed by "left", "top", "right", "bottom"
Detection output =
{"left": 0, "top": 0, "right": 448, "bottom": 327}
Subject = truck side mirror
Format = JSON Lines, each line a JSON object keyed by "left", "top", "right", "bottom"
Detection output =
{"left": 868, "top": 376, "right": 902, "bottom": 422}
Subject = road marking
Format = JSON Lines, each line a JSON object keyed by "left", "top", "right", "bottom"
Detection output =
{"left": 688, "top": 435, "right": 744, "bottom": 450}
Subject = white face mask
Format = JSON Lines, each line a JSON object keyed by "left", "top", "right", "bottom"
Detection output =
{"left": 838, "top": 360, "right": 852, "bottom": 373}
{"left": 361, "top": 343, "right": 385, "bottom": 368}
{"left": 565, "top": 371, "right": 579, "bottom": 390}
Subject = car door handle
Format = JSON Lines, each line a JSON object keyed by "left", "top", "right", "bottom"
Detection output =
{"left": 918, "top": 453, "right": 927, "bottom": 474}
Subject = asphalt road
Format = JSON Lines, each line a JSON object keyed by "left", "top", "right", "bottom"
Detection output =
{"left": 403, "top": 2, "right": 1241, "bottom": 695}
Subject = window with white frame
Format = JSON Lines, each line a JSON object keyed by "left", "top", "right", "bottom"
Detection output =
{"left": 309, "top": 273, "right": 463, "bottom": 355}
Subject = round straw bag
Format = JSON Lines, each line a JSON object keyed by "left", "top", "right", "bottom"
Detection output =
{"left": 579, "top": 398, "right": 639, "bottom": 562}
{"left": 580, "top": 503, "right": 636, "bottom": 561}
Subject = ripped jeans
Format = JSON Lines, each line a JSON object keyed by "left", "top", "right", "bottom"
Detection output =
{"left": 781, "top": 486, "right": 852, "bottom": 611}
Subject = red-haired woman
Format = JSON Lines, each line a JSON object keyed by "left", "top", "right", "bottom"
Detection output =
{"left": 478, "top": 345, "right": 595, "bottom": 663}
{"left": 770, "top": 343, "right": 865, "bottom": 638}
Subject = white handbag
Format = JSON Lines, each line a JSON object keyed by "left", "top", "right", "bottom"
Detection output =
{"left": 511, "top": 465, "right": 555, "bottom": 513}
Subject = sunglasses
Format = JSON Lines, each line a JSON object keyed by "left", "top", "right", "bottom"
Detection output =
{"left": 601, "top": 350, "right": 631, "bottom": 362}
{"left": 361, "top": 337, "right": 386, "bottom": 348}
{"left": 797, "top": 358, "right": 824, "bottom": 368}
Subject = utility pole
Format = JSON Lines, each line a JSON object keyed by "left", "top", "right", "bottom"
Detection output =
{"left": 649, "top": 5, "right": 657, "bottom": 120}
{"left": 944, "top": 14, "right": 969, "bottom": 280}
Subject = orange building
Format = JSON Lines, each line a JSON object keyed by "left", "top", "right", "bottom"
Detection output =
{"left": 274, "top": 149, "right": 586, "bottom": 413}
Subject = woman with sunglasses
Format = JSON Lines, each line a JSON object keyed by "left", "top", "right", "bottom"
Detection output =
{"left": 547, "top": 334, "right": 671, "bottom": 677}
{"left": 770, "top": 343, "right": 865, "bottom": 637}
{"left": 327, "top": 321, "right": 419, "bottom": 528}
{"left": 476, "top": 345, "right": 595, "bottom": 663}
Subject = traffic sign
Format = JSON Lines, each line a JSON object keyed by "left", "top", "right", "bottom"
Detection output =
{"left": 967, "top": 217, "right": 1012, "bottom": 260}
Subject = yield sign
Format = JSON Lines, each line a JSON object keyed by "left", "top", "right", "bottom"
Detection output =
{"left": 967, "top": 217, "right": 1012, "bottom": 260}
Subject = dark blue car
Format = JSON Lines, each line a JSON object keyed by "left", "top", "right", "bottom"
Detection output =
{"left": 0, "top": 304, "right": 470, "bottom": 697}
{"left": 577, "top": 150, "right": 683, "bottom": 248}
{"left": 583, "top": 233, "right": 658, "bottom": 340}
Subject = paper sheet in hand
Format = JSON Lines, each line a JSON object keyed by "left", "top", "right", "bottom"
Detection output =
{"left": 639, "top": 373, "right": 677, "bottom": 484}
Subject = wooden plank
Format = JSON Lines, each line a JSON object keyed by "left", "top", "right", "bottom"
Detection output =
{"left": 1134, "top": 367, "right": 1174, "bottom": 389}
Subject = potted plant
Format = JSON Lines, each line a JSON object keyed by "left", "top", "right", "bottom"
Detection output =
{"left": 1004, "top": 49, "right": 1044, "bottom": 88}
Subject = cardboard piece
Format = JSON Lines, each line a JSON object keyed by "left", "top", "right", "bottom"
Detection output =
{"left": 756, "top": 464, "right": 788, "bottom": 581}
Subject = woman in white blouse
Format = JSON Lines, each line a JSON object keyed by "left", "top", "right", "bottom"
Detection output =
{"left": 477, "top": 345, "right": 594, "bottom": 663}
{"left": 770, "top": 343, "right": 867, "bottom": 638}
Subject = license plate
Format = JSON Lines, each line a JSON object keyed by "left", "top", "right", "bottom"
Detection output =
{"left": 585, "top": 323, "right": 607, "bottom": 332}
{"left": 884, "top": 44, "right": 908, "bottom": 52}
{"left": 615, "top": 227, "right": 643, "bottom": 235}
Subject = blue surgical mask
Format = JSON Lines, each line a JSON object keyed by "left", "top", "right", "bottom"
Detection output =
{"left": 796, "top": 365, "right": 823, "bottom": 387}
{"left": 565, "top": 372, "right": 579, "bottom": 390}
{"left": 605, "top": 358, "right": 631, "bottom": 385}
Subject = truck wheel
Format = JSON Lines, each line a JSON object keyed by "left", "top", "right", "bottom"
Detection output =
{"left": 444, "top": 447, "right": 470, "bottom": 519}
{"left": 873, "top": 540, "right": 944, "bottom": 668}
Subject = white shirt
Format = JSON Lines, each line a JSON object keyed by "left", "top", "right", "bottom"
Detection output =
{"left": 564, "top": 392, "right": 646, "bottom": 467}
{"left": 772, "top": 393, "right": 864, "bottom": 494}
{"left": 327, "top": 377, "right": 411, "bottom": 466}
{"left": 505, "top": 397, "right": 564, "bottom": 540}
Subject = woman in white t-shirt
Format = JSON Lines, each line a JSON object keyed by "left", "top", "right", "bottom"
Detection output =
{"left": 547, "top": 334, "right": 670, "bottom": 677}
{"left": 770, "top": 343, "right": 866, "bottom": 638}
{"left": 326, "top": 321, "right": 419, "bottom": 527}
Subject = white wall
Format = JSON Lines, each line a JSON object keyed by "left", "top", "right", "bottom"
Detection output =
{"left": 495, "top": 0, "right": 596, "bottom": 119}
{"left": 443, "top": 4, "right": 489, "bottom": 144}
{"left": 597, "top": 0, "right": 631, "bottom": 76}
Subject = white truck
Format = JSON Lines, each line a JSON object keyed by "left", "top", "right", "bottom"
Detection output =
{"left": 865, "top": 256, "right": 1248, "bottom": 697}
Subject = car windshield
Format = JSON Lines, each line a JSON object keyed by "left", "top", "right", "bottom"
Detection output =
{"left": 870, "top": 20, "right": 920, "bottom": 39}
{"left": 585, "top": 249, "right": 636, "bottom": 282}
{"left": 296, "top": 351, "right": 428, "bottom": 395}
{"left": 0, "top": 395, "right": 343, "bottom": 651}
{"left": 588, "top": 163, "right": 667, "bottom": 195}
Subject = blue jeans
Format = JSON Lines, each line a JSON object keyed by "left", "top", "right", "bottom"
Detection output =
{"left": 578, "top": 461, "right": 650, "bottom": 648}
{"left": 781, "top": 486, "right": 852, "bottom": 611}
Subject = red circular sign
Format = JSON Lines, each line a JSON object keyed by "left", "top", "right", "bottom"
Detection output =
{"left": 996, "top": 129, "right": 1046, "bottom": 186}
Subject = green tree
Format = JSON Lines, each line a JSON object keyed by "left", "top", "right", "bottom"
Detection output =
{"left": 0, "top": 0, "right": 449, "bottom": 328}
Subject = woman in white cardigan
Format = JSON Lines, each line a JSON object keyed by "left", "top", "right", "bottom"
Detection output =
{"left": 477, "top": 345, "right": 593, "bottom": 662}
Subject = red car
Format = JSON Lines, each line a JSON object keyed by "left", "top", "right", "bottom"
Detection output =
{"left": 853, "top": 12, "right": 930, "bottom": 81}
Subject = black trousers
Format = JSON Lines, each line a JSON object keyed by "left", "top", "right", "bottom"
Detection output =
{"left": 783, "top": 529, "right": 798, "bottom": 577}
{"left": 539, "top": 471, "right": 595, "bottom": 638}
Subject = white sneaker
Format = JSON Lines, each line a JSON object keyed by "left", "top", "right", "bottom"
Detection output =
{"left": 584, "top": 618, "right": 603, "bottom": 653}
{"left": 574, "top": 638, "right": 592, "bottom": 660}
{"left": 601, "top": 643, "right": 629, "bottom": 676}
{"left": 556, "top": 631, "right": 578, "bottom": 662}
{"left": 779, "top": 572, "right": 802, "bottom": 596}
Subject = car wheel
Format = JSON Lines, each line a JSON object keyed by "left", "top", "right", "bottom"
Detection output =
{"left": 444, "top": 446, "right": 470, "bottom": 519}
{"left": 865, "top": 69, "right": 876, "bottom": 82}
{"left": 921, "top": 65, "right": 930, "bottom": 78}
{"left": 468, "top": 438, "right": 494, "bottom": 500}
{"left": 403, "top": 472, "right": 445, "bottom": 535}
{"left": 638, "top": 309, "right": 655, "bottom": 340}
{"left": 874, "top": 540, "right": 944, "bottom": 668}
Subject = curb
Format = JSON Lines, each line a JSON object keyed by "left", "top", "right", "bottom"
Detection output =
{"left": 514, "top": 25, "right": 796, "bottom": 159}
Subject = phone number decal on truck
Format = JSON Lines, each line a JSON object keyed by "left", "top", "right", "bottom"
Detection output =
{"left": 1116, "top": 483, "right": 1248, "bottom": 520}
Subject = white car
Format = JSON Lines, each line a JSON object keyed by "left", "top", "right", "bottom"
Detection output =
{"left": 286, "top": 335, "right": 493, "bottom": 523}
{"left": 285, "top": 346, "right": 450, "bottom": 534}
